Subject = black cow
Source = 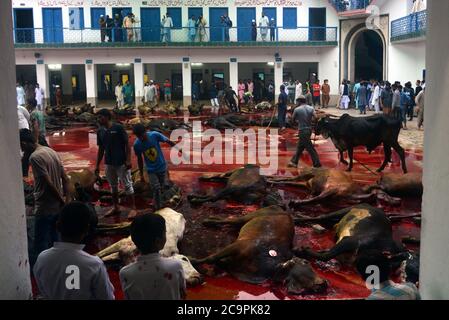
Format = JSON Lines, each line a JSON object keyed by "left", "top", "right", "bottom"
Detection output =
{"left": 315, "top": 114, "right": 407, "bottom": 173}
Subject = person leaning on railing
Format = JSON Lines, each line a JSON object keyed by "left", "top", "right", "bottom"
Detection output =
{"left": 197, "top": 15, "right": 207, "bottom": 42}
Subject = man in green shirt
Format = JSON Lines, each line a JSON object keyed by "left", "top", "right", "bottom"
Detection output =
{"left": 122, "top": 81, "right": 134, "bottom": 105}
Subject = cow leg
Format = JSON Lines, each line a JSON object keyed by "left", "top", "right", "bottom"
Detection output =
{"left": 294, "top": 237, "right": 359, "bottom": 262}
{"left": 267, "top": 177, "right": 309, "bottom": 189}
{"left": 190, "top": 243, "right": 240, "bottom": 266}
{"left": 293, "top": 206, "right": 353, "bottom": 225}
{"left": 346, "top": 147, "right": 354, "bottom": 172}
{"left": 377, "top": 144, "right": 392, "bottom": 173}
{"left": 289, "top": 189, "right": 337, "bottom": 208}
{"left": 339, "top": 150, "right": 348, "bottom": 165}
{"left": 391, "top": 141, "right": 408, "bottom": 174}
{"left": 188, "top": 188, "right": 232, "bottom": 204}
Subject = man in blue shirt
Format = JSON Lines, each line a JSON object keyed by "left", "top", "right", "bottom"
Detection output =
{"left": 132, "top": 124, "right": 177, "bottom": 210}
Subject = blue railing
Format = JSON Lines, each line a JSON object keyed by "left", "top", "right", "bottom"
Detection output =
{"left": 391, "top": 10, "right": 427, "bottom": 41}
{"left": 329, "top": 0, "right": 371, "bottom": 12}
{"left": 13, "top": 26, "right": 338, "bottom": 47}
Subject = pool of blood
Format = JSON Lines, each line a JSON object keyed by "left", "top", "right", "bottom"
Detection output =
{"left": 39, "top": 114, "right": 422, "bottom": 300}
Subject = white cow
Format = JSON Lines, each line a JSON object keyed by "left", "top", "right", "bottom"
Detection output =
{"left": 96, "top": 208, "right": 202, "bottom": 286}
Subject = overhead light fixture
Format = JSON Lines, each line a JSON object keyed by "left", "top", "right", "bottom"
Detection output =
{"left": 191, "top": 63, "right": 203, "bottom": 67}
{"left": 116, "top": 63, "right": 131, "bottom": 67}
{"left": 48, "top": 64, "right": 62, "bottom": 70}
{"left": 267, "top": 62, "right": 275, "bottom": 66}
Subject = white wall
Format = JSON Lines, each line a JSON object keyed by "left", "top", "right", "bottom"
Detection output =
{"left": 0, "top": 0, "right": 32, "bottom": 300}
{"left": 388, "top": 41, "right": 425, "bottom": 83}
{"left": 420, "top": 0, "right": 449, "bottom": 300}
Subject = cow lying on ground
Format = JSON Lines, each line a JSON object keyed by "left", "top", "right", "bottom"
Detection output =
{"left": 191, "top": 206, "right": 327, "bottom": 295}
{"left": 95, "top": 208, "right": 203, "bottom": 287}
{"left": 315, "top": 114, "right": 407, "bottom": 173}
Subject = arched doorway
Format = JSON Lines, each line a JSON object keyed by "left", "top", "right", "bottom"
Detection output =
{"left": 353, "top": 30, "right": 384, "bottom": 81}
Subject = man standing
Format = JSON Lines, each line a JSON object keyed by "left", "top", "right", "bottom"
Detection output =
{"left": 123, "top": 13, "right": 134, "bottom": 42}
{"left": 415, "top": 80, "right": 423, "bottom": 97}
{"left": 133, "top": 124, "right": 177, "bottom": 210}
{"left": 221, "top": 14, "right": 232, "bottom": 41}
{"left": 30, "top": 105, "right": 48, "bottom": 147}
{"left": 95, "top": 109, "right": 137, "bottom": 218}
{"left": 17, "top": 104, "right": 30, "bottom": 130}
{"left": 17, "top": 82, "right": 25, "bottom": 106}
{"left": 55, "top": 85, "right": 63, "bottom": 106}
{"left": 339, "top": 80, "right": 350, "bottom": 110}
{"left": 162, "top": 13, "right": 173, "bottom": 43}
{"left": 99, "top": 15, "right": 107, "bottom": 42}
{"left": 148, "top": 81, "right": 157, "bottom": 105}
{"left": 415, "top": 87, "right": 425, "bottom": 130}
{"left": 163, "top": 79, "right": 172, "bottom": 103}
{"left": 288, "top": 96, "right": 321, "bottom": 168}
{"left": 35, "top": 83, "right": 45, "bottom": 111}
{"left": 259, "top": 13, "right": 269, "bottom": 41}
{"left": 404, "top": 82, "right": 416, "bottom": 121}
{"left": 122, "top": 81, "right": 134, "bottom": 105}
{"left": 115, "top": 81, "right": 124, "bottom": 108}
{"left": 278, "top": 85, "right": 288, "bottom": 131}
{"left": 321, "top": 80, "right": 330, "bottom": 109}
{"left": 25, "top": 81, "right": 36, "bottom": 108}
{"left": 20, "top": 129, "right": 69, "bottom": 266}
{"left": 105, "top": 15, "right": 113, "bottom": 42}
{"left": 312, "top": 80, "right": 321, "bottom": 108}
{"left": 295, "top": 80, "right": 303, "bottom": 104}
{"left": 287, "top": 80, "right": 296, "bottom": 104}
{"left": 251, "top": 20, "right": 257, "bottom": 41}
{"left": 370, "top": 81, "right": 380, "bottom": 113}
{"left": 380, "top": 81, "right": 393, "bottom": 116}
{"left": 269, "top": 18, "right": 276, "bottom": 41}
{"left": 188, "top": 15, "right": 197, "bottom": 42}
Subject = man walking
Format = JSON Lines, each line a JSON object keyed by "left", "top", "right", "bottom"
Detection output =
{"left": 35, "top": 83, "right": 45, "bottom": 111}
{"left": 415, "top": 87, "right": 425, "bottom": 130}
{"left": 95, "top": 109, "right": 137, "bottom": 218}
{"left": 380, "top": 81, "right": 393, "bottom": 116}
{"left": 288, "top": 96, "right": 321, "bottom": 168}
{"left": 115, "top": 81, "right": 124, "bottom": 108}
{"left": 312, "top": 80, "right": 321, "bottom": 108}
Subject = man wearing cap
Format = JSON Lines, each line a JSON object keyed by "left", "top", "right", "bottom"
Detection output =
{"left": 288, "top": 96, "right": 322, "bottom": 168}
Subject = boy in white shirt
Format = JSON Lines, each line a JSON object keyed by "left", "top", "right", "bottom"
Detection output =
{"left": 119, "top": 214, "right": 186, "bottom": 300}
{"left": 33, "top": 202, "right": 115, "bottom": 300}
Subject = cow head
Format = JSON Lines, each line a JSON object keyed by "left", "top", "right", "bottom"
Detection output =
{"left": 315, "top": 117, "right": 331, "bottom": 139}
{"left": 274, "top": 257, "right": 327, "bottom": 295}
{"left": 165, "top": 254, "right": 204, "bottom": 287}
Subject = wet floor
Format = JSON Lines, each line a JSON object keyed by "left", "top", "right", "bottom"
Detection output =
{"left": 40, "top": 111, "right": 422, "bottom": 300}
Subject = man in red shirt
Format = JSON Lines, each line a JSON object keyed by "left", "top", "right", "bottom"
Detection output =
{"left": 312, "top": 80, "right": 321, "bottom": 108}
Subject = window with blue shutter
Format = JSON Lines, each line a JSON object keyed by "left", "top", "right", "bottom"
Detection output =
{"left": 283, "top": 8, "right": 297, "bottom": 29}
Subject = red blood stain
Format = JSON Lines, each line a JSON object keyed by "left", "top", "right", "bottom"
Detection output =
{"left": 27, "top": 118, "right": 422, "bottom": 300}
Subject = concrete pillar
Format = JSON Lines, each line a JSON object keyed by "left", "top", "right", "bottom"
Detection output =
{"left": 85, "top": 63, "right": 97, "bottom": 106}
{"left": 61, "top": 65, "right": 73, "bottom": 104}
{"left": 229, "top": 61, "right": 238, "bottom": 93}
{"left": 36, "top": 63, "right": 49, "bottom": 108}
{"left": 274, "top": 61, "right": 284, "bottom": 101}
{"left": 134, "top": 62, "right": 144, "bottom": 107}
{"left": 0, "top": 0, "right": 32, "bottom": 299}
{"left": 420, "top": 0, "right": 449, "bottom": 300}
{"left": 182, "top": 61, "right": 192, "bottom": 107}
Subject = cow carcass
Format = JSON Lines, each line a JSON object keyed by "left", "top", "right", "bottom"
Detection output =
{"left": 191, "top": 206, "right": 327, "bottom": 295}
{"left": 95, "top": 208, "right": 203, "bottom": 286}
{"left": 268, "top": 167, "right": 401, "bottom": 207}
{"left": 315, "top": 114, "right": 407, "bottom": 173}
{"left": 187, "top": 164, "right": 282, "bottom": 206}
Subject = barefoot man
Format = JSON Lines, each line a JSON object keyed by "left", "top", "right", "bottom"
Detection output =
{"left": 95, "top": 108, "right": 137, "bottom": 218}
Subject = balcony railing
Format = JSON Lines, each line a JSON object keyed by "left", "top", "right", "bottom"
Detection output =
{"left": 391, "top": 10, "right": 427, "bottom": 42}
{"left": 13, "top": 26, "right": 338, "bottom": 48}
{"left": 329, "top": 0, "right": 371, "bottom": 12}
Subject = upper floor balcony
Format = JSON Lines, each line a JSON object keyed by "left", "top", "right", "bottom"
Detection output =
{"left": 13, "top": 26, "right": 338, "bottom": 49}
{"left": 329, "top": 0, "right": 372, "bottom": 17}
{"left": 391, "top": 10, "right": 427, "bottom": 43}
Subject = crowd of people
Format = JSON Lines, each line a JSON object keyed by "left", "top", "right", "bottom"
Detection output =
{"left": 339, "top": 79, "right": 425, "bottom": 130}
{"left": 16, "top": 70, "right": 425, "bottom": 300}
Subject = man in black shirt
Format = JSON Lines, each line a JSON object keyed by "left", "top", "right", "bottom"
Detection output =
{"left": 225, "top": 86, "right": 239, "bottom": 113}
{"left": 95, "top": 109, "right": 136, "bottom": 217}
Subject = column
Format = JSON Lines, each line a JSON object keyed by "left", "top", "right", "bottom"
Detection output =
{"left": 0, "top": 0, "right": 32, "bottom": 299}
{"left": 182, "top": 60, "right": 192, "bottom": 107}
{"left": 61, "top": 65, "right": 73, "bottom": 104}
{"left": 420, "top": 0, "right": 449, "bottom": 300}
{"left": 229, "top": 59, "right": 238, "bottom": 92}
{"left": 274, "top": 60, "right": 284, "bottom": 102}
{"left": 85, "top": 62, "right": 97, "bottom": 106}
{"left": 36, "top": 63, "right": 49, "bottom": 107}
{"left": 134, "top": 60, "right": 144, "bottom": 107}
